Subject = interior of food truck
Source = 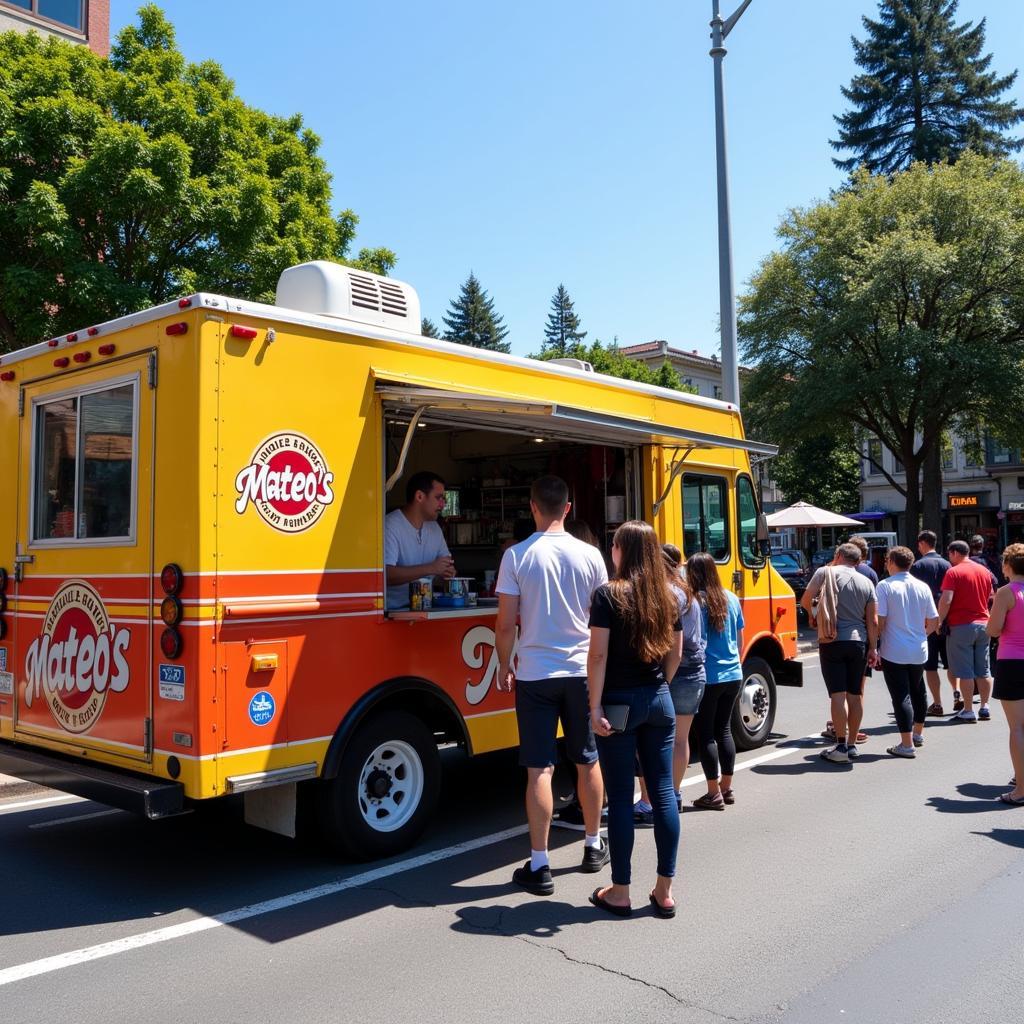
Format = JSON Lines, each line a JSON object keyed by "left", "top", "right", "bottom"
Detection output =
{"left": 382, "top": 412, "right": 640, "bottom": 612}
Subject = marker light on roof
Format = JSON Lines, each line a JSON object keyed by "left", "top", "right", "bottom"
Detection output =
{"left": 87, "top": 327, "right": 99, "bottom": 336}
{"left": 178, "top": 298, "right": 192, "bottom": 308}
{"left": 66, "top": 333, "right": 78, "bottom": 342}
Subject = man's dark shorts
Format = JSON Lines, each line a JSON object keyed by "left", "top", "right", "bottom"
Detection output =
{"left": 515, "top": 676, "right": 598, "bottom": 768}
{"left": 925, "top": 632, "right": 948, "bottom": 672}
{"left": 819, "top": 640, "right": 868, "bottom": 696}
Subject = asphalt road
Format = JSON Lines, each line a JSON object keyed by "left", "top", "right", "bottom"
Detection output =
{"left": 2, "top": 652, "right": 1022, "bottom": 1024}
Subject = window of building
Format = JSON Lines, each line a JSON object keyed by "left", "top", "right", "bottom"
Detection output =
{"left": 33, "top": 380, "right": 137, "bottom": 543}
{"left": 892, "top": 450, "right": 904, "bottom": 474}
{"left": 986, "top": 437, "right": 1014, "bottom": 465}
{"left": 713, "top": 385, "right": 723, "bottom": 400}
{"left": 682, "top": 474, "right": 729, "bottom": 562}
{"left": 736, "top": 475, "right": 764, "bottom": 568}
{"left": 942, "top": 446, "right": 956, "bottom": 470}
{"left": 1, "top": 1, "right": 83, "bottom": 31}
{"left": 866, "top": 438, "right": 883, "bottom": 475}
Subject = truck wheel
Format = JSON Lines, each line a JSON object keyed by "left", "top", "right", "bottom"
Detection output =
{"left": 732, "top": 657, "right": 777, "bottom": 751}
{"left": 317, "top": 711, "right": 441, "bottom": 860}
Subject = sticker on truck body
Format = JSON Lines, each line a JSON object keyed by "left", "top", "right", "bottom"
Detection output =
{"left": 158, "top": 664, "right": 185, "bottom": 701}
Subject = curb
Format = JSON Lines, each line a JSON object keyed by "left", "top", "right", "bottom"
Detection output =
{"left": 0, "top": 773, "right": 49, "bottom": 800}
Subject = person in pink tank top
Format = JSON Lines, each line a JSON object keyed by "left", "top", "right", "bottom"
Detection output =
{"left": 986, "top": 543, "right": 1024, "bottom": 805}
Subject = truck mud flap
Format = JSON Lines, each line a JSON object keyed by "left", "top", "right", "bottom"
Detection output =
{"left": 776, "top": 658, "right": 804, "bottom": 687}
{"left": 0, "top": 742, "right": 186, "bottom": 819}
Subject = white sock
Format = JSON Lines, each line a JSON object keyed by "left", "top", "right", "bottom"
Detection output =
{"left": 584, "top": 833, "right": 602, "bottom": 849}
{"left": 530, "top": 849, "right": 549, "bottom": 872}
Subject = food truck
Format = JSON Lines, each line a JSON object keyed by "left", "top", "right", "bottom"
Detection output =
{"left": 0, "top": 261, "right": 800, "bottom": 859}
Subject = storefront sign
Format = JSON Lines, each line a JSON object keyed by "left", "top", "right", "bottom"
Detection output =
{"left": 948, "top": 494, "right": 981, "bottom": 509}
{"left": 1009, "top": 502, "right": 1024, "bottom": 512}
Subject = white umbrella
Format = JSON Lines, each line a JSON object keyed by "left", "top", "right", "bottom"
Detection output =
{"left": 766, "top": 501, "right": 864, "bottom": 529}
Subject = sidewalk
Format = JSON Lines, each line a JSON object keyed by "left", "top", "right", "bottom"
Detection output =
{"left": 0, "top": 772, "right": 48, "bottom": 799}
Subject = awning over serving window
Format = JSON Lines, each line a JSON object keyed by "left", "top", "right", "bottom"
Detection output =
{"left": 375, "top": 383, "right": 778, "bottom": 457}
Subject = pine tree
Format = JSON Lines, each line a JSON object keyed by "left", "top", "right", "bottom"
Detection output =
{"left": 832, "top": 0, "right": 1024, "bottom": 175}
{"left": 421, "top": 317, "right": 440, "bottom": 338}
{"left": 442, "top": 273, "right": 510, "bottom": 352}
{"left": 542, "top": 284, "right": 587, "bottom": 357}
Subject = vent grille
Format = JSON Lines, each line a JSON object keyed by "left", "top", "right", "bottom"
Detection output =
{"left": 347, "top": 272, "right": 408, "bottom": 319}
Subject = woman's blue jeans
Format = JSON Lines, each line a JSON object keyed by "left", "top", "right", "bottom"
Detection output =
{"left": 595, "top": 683, "right": 679, "bottom": 885}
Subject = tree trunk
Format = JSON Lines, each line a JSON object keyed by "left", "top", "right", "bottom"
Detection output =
{"left": 903, "top": 459, "right": 923, "bottom": 546}
{"left": 921, "top": 439, "right": 944, "bottom": 541}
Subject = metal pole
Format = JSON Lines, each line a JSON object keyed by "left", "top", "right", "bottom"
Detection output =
{"left": 709, "top": 0, "right": 752, "bottom": 408}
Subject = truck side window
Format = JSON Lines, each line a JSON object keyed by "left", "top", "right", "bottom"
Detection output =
{"left": 736, "top": 475, "right": 765, "bottom": 568}
{"left": 33, "top": 382, "right": 136, "bottom": 543}
{"left": 682, "top": 474, "right": 729, "bottom": 562}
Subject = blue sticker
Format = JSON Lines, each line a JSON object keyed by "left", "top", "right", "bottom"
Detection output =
{"left": 248, "top": 690, "right": 276, "bottom": 726}
{"left": 0, "top": 648, "right": 7, "bottom": 672}
{"left": 158, "top": 664, "right": 185, "bottom": 701}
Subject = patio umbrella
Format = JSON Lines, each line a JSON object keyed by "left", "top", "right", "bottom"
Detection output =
{"left": 765, "top": 501, "right": 864, "bottom": 529}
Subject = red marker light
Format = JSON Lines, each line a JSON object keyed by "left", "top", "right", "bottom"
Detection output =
{"left": 230, "top": 325, "right": 258, "bottom": 340}
{"left": 160, "top": 563, "right": 184, "bottom": 595}
{"left": 160, "top": 628, "right": 183, "bottom": 659}
{"left": 53, "top": 357, "right": 70, "bottom": 368}
{"left": 47, "top": 339, "right": 59, "bottom": 347}
{"left": 87, "top": 327, "right": 99, "bottom": 336}
{"left": 178, "top": 298, "right": 192, "bottom": 308}
{"left": 72, "top": 351, "right": 91, "bottom": 363}
{"left": 0, "top": 371, "right": 14, "bottom": 382}
{"left": 66, "top": 333, "right": 78, "bottom": 342}
{"left": 165, "top": 322, "right": 188, "bottom": 336}
{"left": 98, "top": 344, "right": 116, "bottom": 356}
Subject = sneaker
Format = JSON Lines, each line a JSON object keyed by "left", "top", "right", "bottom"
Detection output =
{"left": 512, "top": 861, "right": 554, "bottom": 896}
{"left": 556, "top": 802, "right": 585, "bottom": 826}
{"left": 580, "top": 840, "right": 610, "bottom": 873}
{"left": 887, "top": 744, "right": 916, "bottom": 759}
{"left": 912, "top": 733, "right": 924, "bottom": 747}
{"left": 979, "top": 706, "right": 991, "bottom": 721}
{"left": 952, "top": 691, "right": 965, "bottom": 713}
{"left": 846, "top": 744, "right": 859, "bottom": 759}
{"left": 820, "top": 744, "right": 850, "bottom": 764}
{"left": 633, "top": 800, "right": 654, "bottom": 827}
{"left": 956, "top": 709, "right": 978, "bottom": 723}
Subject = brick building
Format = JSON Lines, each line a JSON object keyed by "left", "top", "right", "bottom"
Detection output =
{"left": 0, "top": 0, "right": 109, "bottom": 56}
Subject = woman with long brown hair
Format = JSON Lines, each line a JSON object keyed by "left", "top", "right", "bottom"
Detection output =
{"left": 687, "top": 552, "right": 745, "bottom": 810}
{"left": 587, "top": 521, "right": 683, "bottom": 918}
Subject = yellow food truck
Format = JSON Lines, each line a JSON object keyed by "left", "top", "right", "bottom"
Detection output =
{"left": 0, "top": 261, "right": 799, "bottom": 859}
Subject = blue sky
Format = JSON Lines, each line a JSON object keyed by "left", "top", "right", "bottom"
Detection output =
{"left": 111, "top": 1, "right": 1024, "bottom": 357}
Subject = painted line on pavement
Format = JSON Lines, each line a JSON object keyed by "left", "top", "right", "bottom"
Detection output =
{"left": 0, "top": 794, "right": 86, "bottom": 816}
{"left": 29, "top": 809, "right": 124, "bottom": 830}
{"left": 0, "top": 732, "right": 828, "bottom": 987}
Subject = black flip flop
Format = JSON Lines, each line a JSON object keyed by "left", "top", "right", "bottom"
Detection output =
{"left": 998, "top": 792, "right": 1024, "bottom": 806}
{"left": 589, "top": 887, "right": 632, "bottom": 917}
{"left": 649, "top": 892, "right": 676, "bottom": 919}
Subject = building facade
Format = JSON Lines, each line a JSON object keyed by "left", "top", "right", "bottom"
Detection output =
{"left": 0, "top": 0, "right": 109, "bottom": 56}
{"left": 858, "top": 435, "right": 1024, "bottom": 550}
{"left": 621, "top": 339, "right": 786, "bottom": 511}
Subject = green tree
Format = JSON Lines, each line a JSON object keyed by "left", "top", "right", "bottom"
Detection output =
{"left": 442, "top": 272, "right": 510, "bottom": 352}
{"left": 0, "top": 5, "right": 394, "bottom": 351}
{"left": 541, "top": 283, "right": 587, "bottom": 356}
{"left": 739, "top": 154, "right": 1024, "bottom": 544}
{"left": 535, "top": 338, "right": 695, "bottom": 394}
{"left": 832, "top": 0, "right": 1024, "bottom": 175}
{"left": 420, "top": 317, "right": 440, "bottom": 338}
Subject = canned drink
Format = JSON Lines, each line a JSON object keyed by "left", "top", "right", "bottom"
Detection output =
{"left": 410, "top": 589, "right": 421, "bottom": 611}
{"left": 409, "top": 578, "right": 432, "bottom": 610}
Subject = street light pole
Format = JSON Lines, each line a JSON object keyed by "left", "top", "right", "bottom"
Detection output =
{"left": 709, "top": 0, "right": 753, "bottom": 408}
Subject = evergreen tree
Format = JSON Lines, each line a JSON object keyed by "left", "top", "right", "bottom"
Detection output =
{"left": 541, "top": 284, "right": 587, "bottom": 356}
{"left": 832, "top": 0, "right": 1024, "bottom": 174}
{"left": 420, "top": 317, "right": 440, "bottom": 338}
{"left": 442, "top": 273, "right": 510, "bottom": 352}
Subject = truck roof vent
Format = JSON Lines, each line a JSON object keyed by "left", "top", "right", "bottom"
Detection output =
{"left": 276, "top": 261, "right": 421, "bottom": 331}
{"left": 547, "top": 357, "right": 594, "bottom": 372}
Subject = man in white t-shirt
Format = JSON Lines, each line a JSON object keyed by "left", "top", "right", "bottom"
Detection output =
{"left": 495, "top": 475, "right": 609, "bottom": 895}
{"left": 384, "top": 471, "right": 456, "bottom": 609}
{"left": 877, "top": 546, "right": 939, "bottom": 758}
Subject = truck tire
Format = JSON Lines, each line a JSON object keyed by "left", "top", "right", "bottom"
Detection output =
{"left": 316, "top": 710, "right": 441, "bottom": 860}
{"left": 732, "top": 656, "right": 777, "bottom": 751}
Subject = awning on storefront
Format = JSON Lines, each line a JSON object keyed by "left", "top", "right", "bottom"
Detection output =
{"left": 846, "top": 511, "right": 890, "bottom": 521}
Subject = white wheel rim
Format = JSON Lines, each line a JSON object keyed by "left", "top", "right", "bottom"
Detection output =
{"left": 357, "top": 740, "right": 424, "bottom": 833}
{"left": 738, "top": 674, "right": 770, "bottom": 735}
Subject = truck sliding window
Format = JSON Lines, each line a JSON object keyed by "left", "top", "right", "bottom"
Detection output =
{"left": 33, "top": 381, "right": 137, "bottom": 543}
{"left": 736, "top": 474, "right": 765, "bottom": 568}
{"left": 682, "top": 474, "right": 729, "bottom": 562}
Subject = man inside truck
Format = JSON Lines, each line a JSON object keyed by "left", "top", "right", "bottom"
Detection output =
{"left": 384, "top": 470, "right": 457, "bottom": 609}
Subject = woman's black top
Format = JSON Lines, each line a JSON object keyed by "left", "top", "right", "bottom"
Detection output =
{"left": 589, "top": 583, "right": 682, "bottom": 690}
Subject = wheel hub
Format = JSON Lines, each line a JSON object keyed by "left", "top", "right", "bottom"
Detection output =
{"left": 365, "top": 767, "right": 393, "bottom": 801}
{"left": 740, "top": 675, "right": 769, "bottom": 729}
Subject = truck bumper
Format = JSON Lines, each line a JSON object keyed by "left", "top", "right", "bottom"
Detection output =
{"left": 0, "top": 741, "right": 185, "bottom": 819}
{"left": 776, "top": 658, "right": 804, "bottom": 687}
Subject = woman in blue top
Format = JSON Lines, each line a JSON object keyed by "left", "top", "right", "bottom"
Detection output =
{"left": 687, "top": 552, "right": 745, "bottom": 811}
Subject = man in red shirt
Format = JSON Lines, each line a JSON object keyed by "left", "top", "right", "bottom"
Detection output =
{"left": 938, "top": 540, "right": 995, "bottom": 722}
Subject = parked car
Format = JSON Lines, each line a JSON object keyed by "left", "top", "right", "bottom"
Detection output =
{"left": 773, "top": 548, "right": 809, "bottom": 574}
{"left": 771, "top": 551, "right": 808, "bottom": 603}
{"left": 811, "top": 547, "right": 835, "bottom": 569}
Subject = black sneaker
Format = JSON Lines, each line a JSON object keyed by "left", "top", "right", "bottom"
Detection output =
{"left": 512, "top": 861, "right": 554, "bottom": 895}
{"left": 633, "top": 801, "right": 654, "bottom": 827}
{"left": 580, "top": 840, "right": 610, "bottom": 873}
{"left": 556, "top": 802, "right": 585, "bottom": 827}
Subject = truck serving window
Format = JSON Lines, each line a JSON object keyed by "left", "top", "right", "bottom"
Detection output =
{"left": 682, "top": 474, "right": 729, "bottom": 562}
{"left": 736, "top": 474, "right": 765, "bottom": 568}
{"left": 33, "top": 381, "right": 137, "bottom": 543}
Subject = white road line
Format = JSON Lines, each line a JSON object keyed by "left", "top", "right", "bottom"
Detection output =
{"left": 0, "top": 824, "right": 527, "bottom": 989}
{"left": 28, "top": 809, "right": 124, "bottom": 830}
{"left": 0, "top": 795, "right": 85, "bottom": 816}
{"left": 680, "top": 731, "right": 822, "bottom": 786}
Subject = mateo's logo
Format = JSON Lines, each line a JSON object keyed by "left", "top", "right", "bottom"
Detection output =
{"left": 23, "top": 581, "right": 131, "bottom": 734}
{"left": 461, "top": 625, "right": 519, "bottom": 706}
{"left": 234, "top": 432, "right": 335, "bottom": 533}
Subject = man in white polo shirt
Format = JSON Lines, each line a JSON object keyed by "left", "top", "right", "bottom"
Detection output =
{"left": 495, "top": 475, "right": 609, "bottom": 895}
{"left": 877, "top": 546, "right": 940, "bottom": 758}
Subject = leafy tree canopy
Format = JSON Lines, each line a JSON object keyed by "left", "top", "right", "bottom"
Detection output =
{"left": 832, "top": 0, "right": 1024, "bottom": 174}
{"left": 534, "top": 338, "right": 695, "bottom": 395}
{"left": 739, "top": 154, "right": 1024, "bottom": 542}
{"left": 442, "top": 272, "right": 510, "bottom": 352}
{"left": 541, "top": 283, "right": 587, "bottom": 356}
{"left": 0, "top": 4, "right": 394, "bottom": 350}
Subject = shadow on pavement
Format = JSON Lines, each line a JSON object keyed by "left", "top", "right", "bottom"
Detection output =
{"left": 970, "top": 827, "right": 1024, "bottom": 849}
{"left": 452, "top": 900, "right": 600, "bottom": 939}
{"left": 927, "top": 782, "right": 1009, "bottom": 814}
{"left": 752, "top": 754, "right": 854, "bottom": 775}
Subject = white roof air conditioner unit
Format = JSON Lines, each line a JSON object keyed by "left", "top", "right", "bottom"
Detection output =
{"left": 276, "top": 260, "right": 421, "bottom": 331}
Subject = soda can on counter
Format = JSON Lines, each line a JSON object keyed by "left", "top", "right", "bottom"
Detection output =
{"left": 409, "top": 577, "right": 432, "bottom": 610}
